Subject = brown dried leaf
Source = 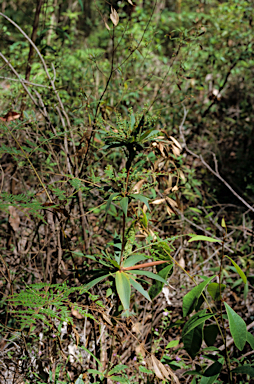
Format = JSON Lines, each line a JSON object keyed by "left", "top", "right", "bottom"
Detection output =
{"left": 71, "top": 307, "right": 84, "bottom": 319}
{"left": 102, "top": 313, "right": 113, "bottom": 326}
{"left": 166, "top": 197, "right": 178, "bottom": 208}
{"left": 136, "top": 342, "right": 146, "bottom": 357}
{"left": 8, "top": 206, "right": 20, "bottom": 231}
{"left": 132, "top": 322, "right": 142, "bottom": 334}
{"left": 151, "top": 198, "right": 165, "bottom": 205}
{"left": 132, "top": 179, "right": 145, "bottom": 194}
{"left": 172, "top": 144, "right": 181, "bottom": 157}
{"left": 110, "top": 7, "right": 119, "bottom": 26}
{"left": 105, "top": 22, "right": 111, "bottom": 30}
{"left": 0, "top": 110, "right": 20, "bottom": 122}
{"left": 166, "top": 206, "right": 174, "bottom": 216}
{"left": 170, "top": 136, "right": 182, "bottom": 150}
{"left": 151, "top": 355, "right": 164, "bottom": 380}
{"left": 127, "top": 0, "right": 134, "bottom": 4}
{"left": 172, "top": 185, "right": 178, "bottom": 192}
{"left": 178, "top": 256, "right": 185, "bottom": 269}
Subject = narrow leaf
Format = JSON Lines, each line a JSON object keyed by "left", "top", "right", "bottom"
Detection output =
{"left": 247, "top": 331, "right": 254, "bottom": 349}
{"left": 105, "top": 193, "right": 119, "bottom": 215}
{"left": 115, "top": 271, "right": 131, "bottom": 311}
{"left": 123, "top": 254, "right": 147, "bottom": 268}
{"left": 129, "top": 276, "right": 151, "bottom": 302}
{"left": 224, "top": 302, "right": 247, "bottom": 351}
{"left": 188, "top": 235, "right": 222, "bottom": 243}
{"left": 183, "top": 276, "right": 215, "bottom": 317}
{"left": 226, "top": 255, "right": 247, "bottom": 284}
{"left": 149, "top": 264, "right": 173, "bottom": 300}
{"left": 120, "top": 196, "right": 129, "bottom": 217}
{"left": 128, "top": 269, "right": 167, "bottom": 284}
{"left": 85, "top": 274, "right": 110, "bottom": 290}
{"left": 182, "top": 312, "right": 214, "bottom": 338}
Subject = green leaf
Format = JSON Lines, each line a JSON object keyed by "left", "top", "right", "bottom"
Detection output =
{"left": 247, "top": 331, "right": 254, "bottom": 349}
{"left": 232, "top": 365, "right": 254, "bottom": 377}
{"left": 203, "top": 361, "right": 222, "bottom": 377}
{"left": 224, "top": 302, "right": 247, "bottom": 351}
{"left": 140, "top": 129, "right": 160, "bottom": 142}
{"left": 182, "top": 310, "right": 208, "bottom": 359}
{"left": 123, "top": 254, "right": 147, "bottom": 268}
{"left": 129, "top": 275, "right": 151, "bottom": 302}
{"left": 183, "top": 276, "right": 215, "bottom": 317}
{"left": 85, "top": 274, "right": 110, "bottom": 290}
{"left": 204, "top": 324, "right": 219, "bottom": 347}
{"left": 75, "top": 375, "right": 84, "bottom": 384}
{"left": 115, "top": 271, "right": 131, "bottom": 311}
{"left": 207, "top": 283, "right": 226, "bottom": 301}
{"left": 188, "top": 235, "right": 222, "bottom": 243}
{"left": 130, "top": 114, "right": 135, "bottom": 129}
{"left": 199, "top": 374, "right": 220, "bottom": 384}
{"left": 128, "top": 270, "right": 168, "bottom": 284}
{"left": 182, "top": 311, "right": 214, "bottom": 338}
{"left": 80, "top": 346, "right": 102, "bottom": 367}
{"left": 105, "top": 193, "right": 119, "bottom": 215}
{"left": 166, "top": 339, "right": 179, "bottom": 349}
{"left": 226, "top": 256, "right": 247, "bottom": 284}
{"left": 108, "top": 365, "right": 128, "bottom": 375}
{"left": 149, "top": 263, "right": 173, "bottom": 300}
{"left": 130, "top": 194, "right": 150, "bottom": 210}
{"left": 78, "top": 0, "right": 83, "bottom": 11}
{"left": 120, "top": 197, "right": 129, "bottom": 217}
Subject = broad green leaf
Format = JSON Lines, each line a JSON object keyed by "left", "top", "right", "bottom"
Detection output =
{"left": 203, "top": 361, "right": 222, "bottom": 377}
{"left": 183, "top": 276, "right": 215, "bottom": 317}
{"left": 128, "top": 270, "right": 168, "bottom": 284}
{"left": 75, "top": 375, "right": 84, "bottom": 384}
{"left": 224, "top": 302, "right": 247, "bottom": 351}
{"left": 85, "top": 274, "right": 110, "bottom": 290}
{"left": 199, "top": 374, "right": 220, "bottom": 384}
{"left": 207, "top": 283, "right": 226, "bottom": 301}
{"left": 204, "top": 324, "right": 219, "bottom": 347}
{"left": 232, "top": 365, "right": 254, "bottom": 377}
{"left": 123, "top": 254, "right": 147, "bottom": 268}
{"left": 115, "top": 271, "right": 131, "bottom": 311}
{"left": 226, "top": 256, "right": 247, "bottom": 284}
{"left": 182, "top": 311, "right": 214, "bottom": 338}
{"left": 166, "top": 339, "right": 179, "bottom": 349}
{"left": 120, "top": 197, "right": 129, "bottom": 217}
{"left": 78, "top": 0, "right": 83, "bottom": 11}
{"left": 188, "top": 235, "right": 221, "bottom": 243}
{"left": 105, "top": 193, "right": 119, "bottom": 215}
{"left": 129, "top": 275, "right": 151, "bottom": 302}
{"left": 182, "top": 310, "right": 207, "bottom": 359}
{"left": 247, "top": 331, "right": 254, "bottom": 349}
{"left": 130, "top": 194, "right": 150, "bottom": 210}
{"left": 149, "top": 264, "right": 173, "bottom": 300}
{"left": 110, "top": 376, "right": 128, "bottom": 382}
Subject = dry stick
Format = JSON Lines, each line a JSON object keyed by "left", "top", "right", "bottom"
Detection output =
{"left": 179, "top": 105, "right": 254, "bottom": 214}
{"left": 0, "top": 76, "right": 50, "bottom": 88}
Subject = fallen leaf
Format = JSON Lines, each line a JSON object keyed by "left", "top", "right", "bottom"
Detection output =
{"left": 0, "top": 110, "right": 20, "bottom": 122}
{"left": 8, "top": 206, "right": 20, "bottom": 231}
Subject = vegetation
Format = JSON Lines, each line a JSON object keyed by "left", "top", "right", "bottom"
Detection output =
{"left": 0, "top": 0, "right": 254, "bottom": 383}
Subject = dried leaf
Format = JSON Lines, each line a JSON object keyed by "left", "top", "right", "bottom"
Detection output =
{"left": 8, "top": 206, "right": 20, "bottom": 231}
{"left": 178, "top": 256, "right": 185, "bottom": 269}
{"left": 110, "top": 7, "right": 119, "bottom": 26}
{"left": 170, "top": 136, "right": 182, "bottom": 150}
{"left": 127, "top": 0, "right": 134, "bottom": 4}
{"left": 71, "top": 307, "right": 84, "bottom": 319}
{"left": 151, "top": 198, "right": 165, "bottom": 205}
{"left": 105, "top": 22, "right": 111, "bottom": 30}
{"left": 179, "top": 170, "right": 186, "bottom": 183}
{"left": 0, "top": 110, "right": 20, "bottom": 122}
{"left": 132, "top": 322, "right": 142, "bottom": 334}
{"left": 102, "top": 313, "right": 113, "bottom": 326}
{"left": 172, "top": 144, "right": 181, "bottom": 157}
{"left": 132, "top": 179, "right": 145, "bottom": 194}
{"left": 136, "top": 342, "right": 146, "bottom": 357}
{"left": 172, "top": 185, "right": 178, "bottom": 192}
{"left": 151, "top": 355, "right": 164, "bottom": 380}
{"left": 166, "top": 206, "right": 174, "bottom": 216}
{"left": 166, "top": 197, "right": 178, "bottom": 208}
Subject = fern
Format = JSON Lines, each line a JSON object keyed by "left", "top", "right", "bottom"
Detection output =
{"left": 0, "top": 192, "right": 46, "bottom": 221}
